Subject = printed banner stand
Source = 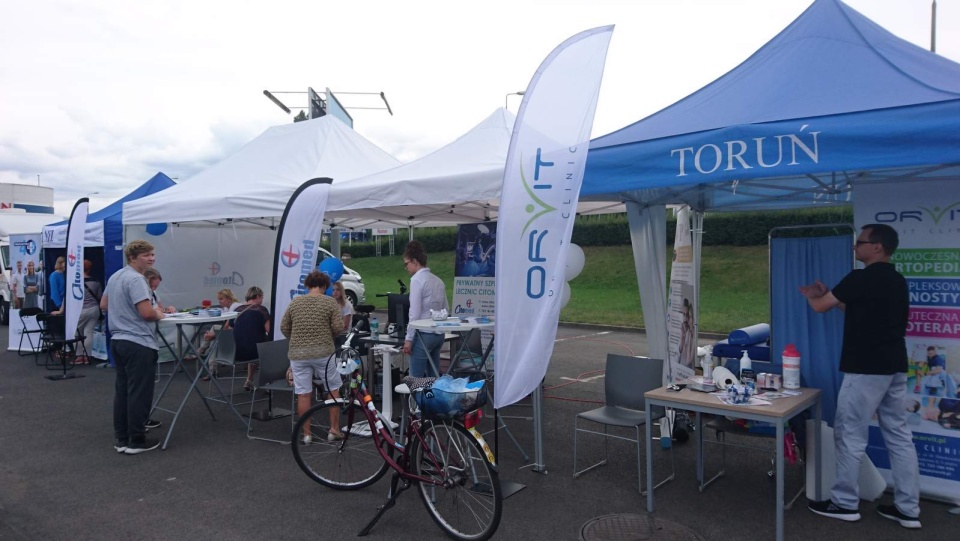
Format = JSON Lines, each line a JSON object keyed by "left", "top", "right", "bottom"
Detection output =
{"left": 47, "top": 198, "right": 88, "bottom": 381}
{"left": 856, "top": 179, "right": 960, "bottom": 504}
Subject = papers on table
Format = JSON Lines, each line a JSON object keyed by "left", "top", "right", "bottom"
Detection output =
{"left": 716, "top": 395, "right": 773, "bottom": 407}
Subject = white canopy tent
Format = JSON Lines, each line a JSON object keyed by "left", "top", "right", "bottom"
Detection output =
{"left": 326, "top": 108, "right": 623, "bottom": 229}
{"left": 124, "top": 116, "right": 401, "bottom": 226}
{"left": 120, "top": 116, "right": 401, "bottom": 312}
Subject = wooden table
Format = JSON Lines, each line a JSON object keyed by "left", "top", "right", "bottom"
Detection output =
{"left": 644, "top": 386, "right": 822, "bottom": 541}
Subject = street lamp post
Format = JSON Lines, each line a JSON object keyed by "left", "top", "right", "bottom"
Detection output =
{"left": 505, "top": 91, "right": 525, "bottom": 110}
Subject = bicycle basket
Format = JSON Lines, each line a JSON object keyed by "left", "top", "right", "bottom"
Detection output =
{"left": 414, "top": 381, "right": 488, "bottom": 421}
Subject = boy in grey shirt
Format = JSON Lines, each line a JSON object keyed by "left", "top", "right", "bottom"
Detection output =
{"left": 101, "top": 240, "right": 166, "bottom": 455}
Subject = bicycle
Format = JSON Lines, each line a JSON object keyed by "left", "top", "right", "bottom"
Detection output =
{"left": 291, "top": 324, "right": 503, "bottom": 541}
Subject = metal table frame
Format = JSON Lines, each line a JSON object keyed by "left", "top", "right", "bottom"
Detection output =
{"left": 151, "top": 313, "right": 248, "bottom": 449}
{"left": 644, "top": 386, "right": 822, "bottom": 541}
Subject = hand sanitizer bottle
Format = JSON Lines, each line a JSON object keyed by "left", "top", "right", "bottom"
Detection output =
{"left": 739, "top": 350, "right": 755, "bottom": 386}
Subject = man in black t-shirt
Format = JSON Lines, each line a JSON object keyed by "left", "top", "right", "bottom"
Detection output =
{"left": 800, "top": 224, "right": 920, "bottom": 530}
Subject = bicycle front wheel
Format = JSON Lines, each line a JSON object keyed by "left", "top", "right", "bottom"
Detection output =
{"left": 415, "top": 421, "right": 503, "bottom": 541}
{"left": 291, "top": 400, "right": 390, "bottom": 490}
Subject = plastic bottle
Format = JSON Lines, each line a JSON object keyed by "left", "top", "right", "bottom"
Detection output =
{"left": 783, "top": 344, "right": 801, "bottom": 389}
{"left": 701, "top": 355, "right": 714, "bottom": 383}
{"left": 370, "top": 317, "right": 380, "bottom": 340}
{"left": 739, "top": 350, "right": 755, "bottom": 386}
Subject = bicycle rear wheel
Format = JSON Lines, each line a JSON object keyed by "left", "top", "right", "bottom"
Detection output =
{"left": 415, "top": 421, "right": 503, "bottom": 540}
{"left": 291, "top": 400, "right": 390, "bottom": 490}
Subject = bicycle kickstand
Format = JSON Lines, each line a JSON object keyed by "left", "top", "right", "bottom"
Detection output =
{"left": 358, "top": 472, "right": 410, "bottom": 536}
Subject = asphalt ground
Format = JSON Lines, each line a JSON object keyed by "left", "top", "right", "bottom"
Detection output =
{"left": 1, "top": 323, "right": 957, "bottom": 540}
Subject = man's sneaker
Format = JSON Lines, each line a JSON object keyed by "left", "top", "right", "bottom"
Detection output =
{"left": 808, "top": 499, "right": 861, "bottom": 522}
{"left": 124, "top": 438, "right": 161, "bottom": 455}
{"left": 114, "top": 440, "right": 128, "bottom": 453}
{"left": 145, "top": 418, "right": 162, "bottom": 430}
{"left": 877, "top": 504, "right": 921, "bottom": 529}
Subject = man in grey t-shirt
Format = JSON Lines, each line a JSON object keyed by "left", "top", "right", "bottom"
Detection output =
{"left": 101, "top": 240, "right": 166, "bottom": 455}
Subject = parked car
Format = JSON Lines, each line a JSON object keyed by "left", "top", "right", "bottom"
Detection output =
{"left": 318, "top": 247, "right": 365, "bottom": 307}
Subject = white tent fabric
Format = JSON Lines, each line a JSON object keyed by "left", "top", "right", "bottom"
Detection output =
{"left": 123, "top": 117, "right": 401, "bottom": 225}
{"left": 326, "top": 108, "right": 623, "bottom": 228}
{"left": 626, "top": 201, "right": 668, "bottom": 367}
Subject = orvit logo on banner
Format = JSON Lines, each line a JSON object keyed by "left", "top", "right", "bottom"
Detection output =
{"left": 270, "top": 178, "right": 332, "bottom": 340}
{"left": 856, "top": 178, "right": 960, "bottom": 504}
{"left": 494, "top": 25, "right": 613, "bottom": 409}
{"left": 64, "top": 199, "right": 89, "bottom": 343}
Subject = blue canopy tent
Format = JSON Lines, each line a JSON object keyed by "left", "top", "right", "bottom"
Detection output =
{"left": 43, "top": 172, "right": 176, "bottom": 283}
{"left": 41, "top": 173, "right": 176, "bottom": 364}
{"left": 581, "top": 0, "right": 960, "bottom": 427}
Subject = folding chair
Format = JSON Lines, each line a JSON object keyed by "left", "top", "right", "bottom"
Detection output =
{"left": 207, "top": 329, "right": 256, "bottom": 405}
{"left": 18, "top": 307, "right": 45, "bottom": 362}
{"left": 36, "top": 313, "right": 86, "bottom": 380}
{"left": 573, "top": 354, "right": 675, "bottom": 495}
{"left": 246, "top": 339, "right": 296, "bottom": 444}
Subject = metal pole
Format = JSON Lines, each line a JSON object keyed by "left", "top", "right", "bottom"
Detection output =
{"left": 532, "top": 384, "right": 546, "bottom": 472}
{"left": 931, "top": 1, "right": 937, "bottom": 52}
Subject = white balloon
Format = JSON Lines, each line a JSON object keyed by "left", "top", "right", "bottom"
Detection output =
{"left": 560, "top": 281, "right": 572, "bottom": 309}
{"left": 565, "top": 244, "right": 585, "bottom": 281}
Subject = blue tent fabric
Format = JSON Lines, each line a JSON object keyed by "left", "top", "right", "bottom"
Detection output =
{"left": 48, "top": 172, "right": 175, "bottom": 280}
{"left": 770, "top": 235, "right": 852, "bottom": 426}
{"left": 582, "top": 0, "right": 960, "bottom": 208}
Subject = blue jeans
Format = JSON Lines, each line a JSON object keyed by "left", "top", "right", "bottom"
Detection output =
{"left": 112, "top": 340, "right": 158, "bottom": 443}
{"left": 409, "top": 332, "right": 445, "bottom": 378}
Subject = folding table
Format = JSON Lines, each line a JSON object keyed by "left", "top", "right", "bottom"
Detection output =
{"left": 644, "top": 386, "right": 822, "bottom": 541}
{"left": 151, "top": 312, "right": 247, "bottom": 449}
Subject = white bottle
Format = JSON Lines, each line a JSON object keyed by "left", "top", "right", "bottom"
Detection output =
{"left": 739, "top": 350, "right": 754, "bottom": 384}
{"left": 701, "top": 356, "right": 714, "bottom": 383}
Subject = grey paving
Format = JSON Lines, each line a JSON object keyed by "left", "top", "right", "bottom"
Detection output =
{"left": 1, "top": 324, "right": 956, "bottom": 540}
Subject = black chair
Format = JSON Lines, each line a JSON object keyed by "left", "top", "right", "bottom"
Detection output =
{"left": 18, "top": 307, "right": 45, "bottom": 362}
{"left": 36, "top": 313, "right": 85, "bottom": 380}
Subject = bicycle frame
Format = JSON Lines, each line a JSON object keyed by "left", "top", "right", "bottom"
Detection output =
{"left": 334, "top": 362, "right": 497, "bottom": 487}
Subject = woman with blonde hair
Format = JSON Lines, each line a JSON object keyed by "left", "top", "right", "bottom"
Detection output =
{"left": 331, "top": 281, "right": 354, "bottom": 330}
{"left": 49, "top": 256, "right": 66, "bottom": 312}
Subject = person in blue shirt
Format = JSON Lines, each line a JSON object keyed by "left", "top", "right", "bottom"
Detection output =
{"left": 49, "top": 256, "right": 66, "bottom": 312}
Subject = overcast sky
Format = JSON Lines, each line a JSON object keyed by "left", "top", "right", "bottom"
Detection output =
{"left": 1, "top": 0, "right": 957, "bottom": 217}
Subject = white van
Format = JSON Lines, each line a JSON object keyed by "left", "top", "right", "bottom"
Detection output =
{"left": 318, "top": 247, "right": 365, "bottom": 307}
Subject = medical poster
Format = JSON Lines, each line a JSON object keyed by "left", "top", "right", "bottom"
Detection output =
{"left": 7, "top": 233, "right": 43, "bottom": 351}
{"left": 452, "top": 223, "right": 496, "bottom": 318}
{"left": 856, "top": 179, "right": 960, "bottom": 503}
{"left": 667, "top": 206, "right": 696, "bottom": 383}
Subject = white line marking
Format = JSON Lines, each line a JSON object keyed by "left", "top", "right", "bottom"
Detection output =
{"left": 554, "top": 331, "right": 611, "bottom": 343}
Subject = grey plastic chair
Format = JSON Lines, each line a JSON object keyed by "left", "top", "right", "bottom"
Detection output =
{"left": 207, "top": 329, "right": 256, "bottom": 405}
{"left": 246, "top": 339, "right": 296, "bottom": 444}
{"left": 573, "top": 354, "right": 675, "bottom": 494}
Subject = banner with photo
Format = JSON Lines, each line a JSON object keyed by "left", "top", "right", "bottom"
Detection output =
{"left": 453, "top": 223, "right": 497, "bottom": 318}
{"left": 856, "top": 178, "right": 960, "bottom": 503}
{"left": 7, "top": 233, "right": 43, "bottom": 351}
{"left": 667, "top": 206, "right": 696, "bottom": 383}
